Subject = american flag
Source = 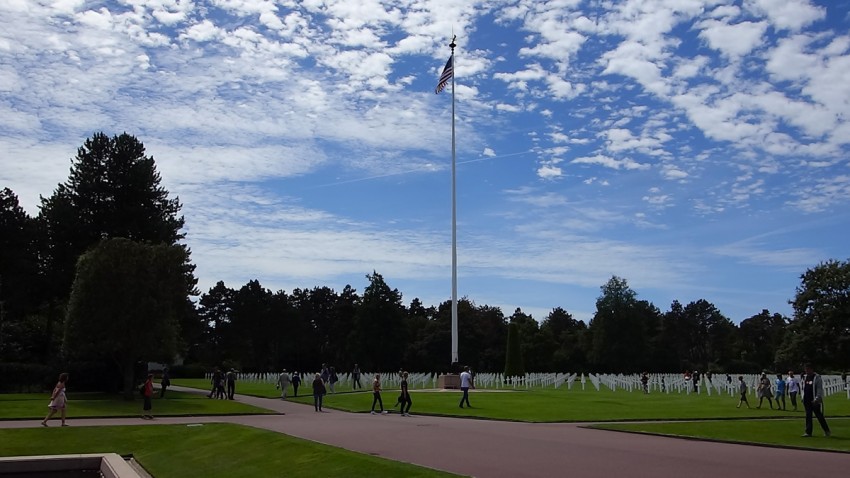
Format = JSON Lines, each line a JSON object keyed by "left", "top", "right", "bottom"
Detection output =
{"left": 435, "top": 55, "right": 454, "bottom": 94}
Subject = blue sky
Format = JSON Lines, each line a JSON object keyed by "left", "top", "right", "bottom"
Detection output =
{"left": 2, "top": 0, "right": 849, "bottom": 324}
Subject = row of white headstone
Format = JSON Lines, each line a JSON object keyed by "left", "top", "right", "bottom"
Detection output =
{"left": 204, "top": 371, "right": 849, "bottom": 398}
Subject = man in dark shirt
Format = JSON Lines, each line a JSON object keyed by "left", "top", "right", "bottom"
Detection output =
{"left": 226, "top": 369, "right": 237, "bottom": 400}
{"left": 801, "top": 363, "right": 830, "bottom": 437}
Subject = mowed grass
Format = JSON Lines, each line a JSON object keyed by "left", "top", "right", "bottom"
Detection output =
{"left": 0, "top": 423, "right": 460, "bottom": 477}
{"left": 0, "top": 390, "right": 275, "bottom": 419}
{"left": 288, "top": 388, "right": 850, "bottom": 423}
{"left": 592, "top": 418, "right": 850, "bottom": 452}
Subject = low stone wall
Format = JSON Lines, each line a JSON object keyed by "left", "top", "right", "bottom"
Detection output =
{"left": 0, "top": 453, "right": 144, "bottom": 478}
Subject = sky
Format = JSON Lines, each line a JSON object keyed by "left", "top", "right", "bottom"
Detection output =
{"left": 2, "top": 0, "right": 849, "bottom": 325}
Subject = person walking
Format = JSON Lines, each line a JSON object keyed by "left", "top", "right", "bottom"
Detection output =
{"left": 312, "top": 373, "right": 326, "bottom": 412}
{"left": 320, "top": 364, "right": 330, "bottom": 384}
{"left": 276, "top": 369, "right": 291, "bottom": 399}
{"left": 328, "top": 366, "right": 338, "bottom": 393}
{"left": 159, "top": 368, "right": 171, "bottom": 398}
{"left": 371, "top": 374, "right": 387, "bottom": 415}
{"left": 352, "top": 364, "right": 362, "bottom": 389}
{"left": 756, "top": 373, "right": 774, "bottom": 409}
{"left": 774, "top": 373, "right": 786, "bottom": 410}
{"left": 142, "top": 373, "right": 154, "bottom": 419}
{"left": 42, "top": 373, "right": 70, "bottom": 427}
{"left": 801, "top": 363, "right": 831, "bottom": 437}
{"left": 292, "top": 371, "right": 301, "bottom": 397}
{"left": 399, "top": 371, "right": 413, "bottom": 416}
{"left": 786, "top": 371, "right": 800, "bottom": 411}
{"left": 226, "top": 369, "right": 237, "bottom": 400}
{"left": 736, "top": 376, "right": 750, "bottom": 408}
{"left": 208, "top": 367, "right": 222, "bottom": 398}
{"left": 459, "top": 366, "right": 474, "bottom": 408}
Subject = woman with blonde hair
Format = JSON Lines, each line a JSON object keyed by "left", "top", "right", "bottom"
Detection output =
{"left": 41, "top": 373, "right": 69, "bottom": 427}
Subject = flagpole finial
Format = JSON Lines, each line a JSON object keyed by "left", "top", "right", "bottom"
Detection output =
{"left": 450, "top": 35, "right": 456, "bottom": 51}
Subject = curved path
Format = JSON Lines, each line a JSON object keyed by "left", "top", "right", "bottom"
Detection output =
{"left": 4, "top": 387, "right": 847, "bottom": 477}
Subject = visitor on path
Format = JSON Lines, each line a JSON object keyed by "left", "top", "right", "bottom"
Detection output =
{"left": 459, "top": 366, "right": 474, "bottom": 408}
{"left": 312, "top": 373, "right": 326, "bottom": 412}
{"left": 692, "top": 370, "right": 700, "bottom": 393}
{"left": 42, "top": 372, "right": 69, "bottom": 427}
{"left": 320, "top": 364, "right": 330, "bottom": 384}
{"left": 276, "top": 370, "right": 291, "bottom": 399}
{"left": 142, "top": 373, "right": 154, "bottom": 419}
{"left": 399, "top": 372, "right": 412, "bottom": 416}
{"left": 208, "top": 367, "right": 222, "bottom": 398}
{"left": 640, "top": 372, "right": 649, "bottom": 394}
{"left": 786, "top": 371, "right": 800, "bottom": 411}
{"left": 352, "top": 364, "right": 362, "bottom": 389}
{"left": 371, "top": 374, "right": 386, "bottom": 415}
{"left": 328, "top": 366, "right": 338, "bottom": 393}
{"left": 292, "top": 371, "right": 301, "bottom": 397}
{"left": 226, "top": 368, "right": 237, "bottom": 400}
{"left": 159, "top": 368, "right": 171, "bottom": 398}
{"left": 736, "top": 376, "right": 750, "bottom": 408}
{"left": 757, "top": 373, "right": 774, "bottom": 409}
{"left": 774, "top": 374, "right": 786, "bottom": 410}
{"left": 801, "top": 363, "right": 830, "bottom": 437}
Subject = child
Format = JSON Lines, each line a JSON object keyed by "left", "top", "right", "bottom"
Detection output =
{"left": 737, "top": 376, "right": 750, "bottom": 408}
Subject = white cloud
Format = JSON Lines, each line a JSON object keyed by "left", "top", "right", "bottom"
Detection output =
{"left": 537, "top": 165, "right": 563, "bottom": 179}
{"left": 571, "top": 154, "right": 650, "bottom": 171}
{"left": 744, "top": 0, "right": 826, "bottom": 32}
{"left": 698, "top": 20, "right": 768, "bottom": 58}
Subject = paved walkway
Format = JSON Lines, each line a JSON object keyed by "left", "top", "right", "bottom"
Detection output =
{"left": 4, "top": 386, "right": 847, "bottom": 477}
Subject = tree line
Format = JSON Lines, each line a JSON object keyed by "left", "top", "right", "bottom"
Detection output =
{"left": 1, "top": 133, "right": 848, "bottom": 394}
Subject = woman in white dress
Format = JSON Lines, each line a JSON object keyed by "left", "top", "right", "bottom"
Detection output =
{"left": 41, "top": 372, "right": 69, "bottom": 427}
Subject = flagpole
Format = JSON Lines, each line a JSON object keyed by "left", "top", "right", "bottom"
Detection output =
{"left": 449, "top": 35, "right": 458, "bottom": 366}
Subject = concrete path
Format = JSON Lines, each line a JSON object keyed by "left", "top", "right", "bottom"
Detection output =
{"left": 4, "top": 386, "right": 847, "bottom": 477}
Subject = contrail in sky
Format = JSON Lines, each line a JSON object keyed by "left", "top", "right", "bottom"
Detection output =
{"left": 309, "top": 150, "right": 535, "bottom": 189}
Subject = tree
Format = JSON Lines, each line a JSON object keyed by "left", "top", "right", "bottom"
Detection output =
{"left": 196, "top": 281, "right": 235, "bottom": 366}
{"left": 64, "top": 238, "right": 191, "bottom": 398}
{"left": 229, "top": 280, "right": 275, "bottom": 371}
{"left": 508, "top": 308, "right": 548, "bottom": 371}
{"left": 738, "top": 309, "right": 787, "bottom": 370}
{"left": 0, "top": 188, "right": 42, "bottom": 361}
{"left": 681, "top": 299, "right": 736, "bottom": 371}
{"left": 351, "top": 272, "right": 406, "bottom": 370}
{"left": 504, "top": 322, "right": 524, "bottom": 377}
{"left": 541, "top": 307, "right": 588, "bottom": 371}
{"left": 39, "top": 132, "right": 189, "bottom": 303}
{"left": 776, "top": 259, "right": 850, "bottom": 370}
{"left": 588, "top": 276, "right": 651, "bottom": 372}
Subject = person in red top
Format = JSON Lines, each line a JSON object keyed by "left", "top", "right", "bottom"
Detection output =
{"left": 142, "top": 373, "right": 154, "bottom": 420}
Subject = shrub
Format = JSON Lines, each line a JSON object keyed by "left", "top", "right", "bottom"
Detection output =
{"left": 0, "top": 363, "right": 53, "bottom": 392}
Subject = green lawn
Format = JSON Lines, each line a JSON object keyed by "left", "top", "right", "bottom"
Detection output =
{"left": 283, "top": 388, "right": 850, "bottom": 423}
{"left": 0, "top": 390, "right": 275, "bottom": 419}
{"left": 592, "top": 418, "right": 850, "bottom": 452}
{"left": 0, "top": 423, "right": 460, "bottom": 477}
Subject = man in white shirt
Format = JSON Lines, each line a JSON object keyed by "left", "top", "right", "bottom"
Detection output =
{"left": 459, "top": 366, "right": 474, "bottom": 408}
{"left": 277, "top": 370, "right": 291, "bottom": 399}
{"left": 786, "top": 371, "right": 800, "bottom": 411}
